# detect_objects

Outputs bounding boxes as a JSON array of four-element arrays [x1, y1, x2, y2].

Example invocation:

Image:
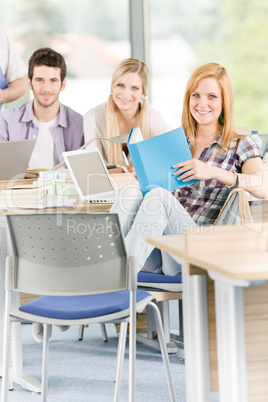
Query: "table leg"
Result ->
[[181, 262, 211, 402], [210, 272, 248, 402]]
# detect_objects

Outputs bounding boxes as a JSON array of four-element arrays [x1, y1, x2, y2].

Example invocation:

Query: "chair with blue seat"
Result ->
[[78, 262, 184, 354], [137, 257, 183, 355], [2, 212, 176, 402], [79, 189, 251, 357], [138, 271, 182, 292], [137, 187, 253, 356]]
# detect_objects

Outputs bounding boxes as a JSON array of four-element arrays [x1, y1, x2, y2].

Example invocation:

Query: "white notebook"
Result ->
[[63, 147, 115, 203]]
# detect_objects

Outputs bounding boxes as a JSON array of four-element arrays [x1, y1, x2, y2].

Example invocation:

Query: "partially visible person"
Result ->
[[0, 47, 84, 342], [0, 47, 84, 169], [111, 62, 268, 276], [83, 58, 169, 172], [0, 28, 27, 107]]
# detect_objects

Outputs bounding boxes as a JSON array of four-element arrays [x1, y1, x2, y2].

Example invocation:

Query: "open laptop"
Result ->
[[0, 139, 36, 180], [62, 147, 115, 203]]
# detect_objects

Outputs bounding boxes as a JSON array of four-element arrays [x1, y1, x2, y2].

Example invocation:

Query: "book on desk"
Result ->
[[33, 169, 76, 196], [0, 180, 75, 209]]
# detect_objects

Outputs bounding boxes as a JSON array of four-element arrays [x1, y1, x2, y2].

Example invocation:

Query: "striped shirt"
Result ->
[[172, 135, 262, 226]]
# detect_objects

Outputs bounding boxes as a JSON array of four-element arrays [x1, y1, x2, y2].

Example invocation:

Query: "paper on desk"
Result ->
[[127, 127, 144, 144]]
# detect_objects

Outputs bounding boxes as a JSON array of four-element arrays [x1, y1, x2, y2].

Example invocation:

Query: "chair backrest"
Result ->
[[6, 212, 128, 296], [149, 189, 253, 284], [214, 188, 253, 226], [259, 133, 268, 157]]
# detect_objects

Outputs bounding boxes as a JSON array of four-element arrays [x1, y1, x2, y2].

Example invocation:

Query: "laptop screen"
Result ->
[[0, 139, 36, 180], [63, 148, 115, 202]]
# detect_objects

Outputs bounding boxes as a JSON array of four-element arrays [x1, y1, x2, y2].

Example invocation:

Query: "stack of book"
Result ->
[[0, 182, 75, 210], [33, 170, 77, 196]]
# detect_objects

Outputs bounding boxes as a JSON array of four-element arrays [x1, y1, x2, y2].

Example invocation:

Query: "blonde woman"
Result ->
[[83, 58, 169, 171], [111, 62, 268, 275]]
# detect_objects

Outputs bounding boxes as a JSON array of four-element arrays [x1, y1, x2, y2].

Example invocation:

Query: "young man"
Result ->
[[0, 48, 84, 343], [0, 28, 27, 108], [0, 47, 84, 169]]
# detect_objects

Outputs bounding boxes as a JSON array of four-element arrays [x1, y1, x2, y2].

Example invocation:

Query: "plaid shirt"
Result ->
[[172, 135, 262, 226]]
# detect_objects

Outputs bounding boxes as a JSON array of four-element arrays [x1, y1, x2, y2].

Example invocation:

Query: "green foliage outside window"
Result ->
[[150, 0, 268, 132], [1, 0, 268, 132]]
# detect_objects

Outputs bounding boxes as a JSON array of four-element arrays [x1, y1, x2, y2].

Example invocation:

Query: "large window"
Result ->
[[149, 0, 268, 133], [1, 0, 130, 114], [2, 0, 268, 134]]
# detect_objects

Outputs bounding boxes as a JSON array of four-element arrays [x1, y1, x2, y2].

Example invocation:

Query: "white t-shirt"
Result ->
[[28, 116, 59, 169], [83, 102, 170, 163]]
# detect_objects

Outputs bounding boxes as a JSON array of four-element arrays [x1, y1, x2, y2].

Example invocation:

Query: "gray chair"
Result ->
[[137, 265, 183, 355], [260, 133, 268, 158], [215, 187, 253, 225], [137, 188, 253, 358], [2, 212, 176, 402], [80, 189, 251, 358]]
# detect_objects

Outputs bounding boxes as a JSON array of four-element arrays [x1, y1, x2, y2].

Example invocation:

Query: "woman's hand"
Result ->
[[173, 159, 215, 182], [173, 157, 268, 199]]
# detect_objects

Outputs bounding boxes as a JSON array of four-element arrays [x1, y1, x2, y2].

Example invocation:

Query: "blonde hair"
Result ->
[[106, 58, 151, 164], [181, 62, 237, 153]]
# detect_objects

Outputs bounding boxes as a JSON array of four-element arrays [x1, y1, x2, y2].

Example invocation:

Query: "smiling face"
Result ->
[[111, 72, 143, 115], [29, 65, 66, 108], [189, 77, 222, 130]]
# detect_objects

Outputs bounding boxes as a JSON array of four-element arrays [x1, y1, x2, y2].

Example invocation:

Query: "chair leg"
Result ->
[[100, 323, 108, 342], [78, 324, 84, 341], [2, 292, 13, 402], [170, 299, 184, 343], [137, 300, 178, 354], [78, 324, 108, 342], [41, 324, 51, 402], [114, 321, 128, 402], [128, 289, 136, 402], [179, 299, 183, 341], [147, 302, 176, 402]]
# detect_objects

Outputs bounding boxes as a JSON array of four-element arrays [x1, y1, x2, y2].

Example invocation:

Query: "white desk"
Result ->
[[148, 224, 268, 402]]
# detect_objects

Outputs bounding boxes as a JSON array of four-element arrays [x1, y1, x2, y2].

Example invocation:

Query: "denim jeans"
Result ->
[[111, 186, 196, 275]]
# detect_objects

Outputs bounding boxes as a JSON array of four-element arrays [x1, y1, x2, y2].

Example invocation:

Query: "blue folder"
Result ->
[[127, 127, 198, 194], [0, 67, 8, 109]]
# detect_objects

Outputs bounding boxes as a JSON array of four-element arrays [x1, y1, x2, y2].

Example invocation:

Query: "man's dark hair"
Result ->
[[28, 47, 67, 82]]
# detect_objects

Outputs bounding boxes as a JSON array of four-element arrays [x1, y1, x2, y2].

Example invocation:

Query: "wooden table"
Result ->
[[148, 224, 268, 402]]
